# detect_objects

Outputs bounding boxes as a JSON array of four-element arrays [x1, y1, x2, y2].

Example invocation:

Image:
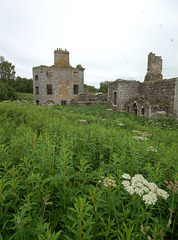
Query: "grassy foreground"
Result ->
[[0, 102, 177, 240]]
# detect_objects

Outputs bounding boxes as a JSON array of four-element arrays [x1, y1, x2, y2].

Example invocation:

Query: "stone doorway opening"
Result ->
[[141, 107, 145, 116], [133, 103, 137, 115]]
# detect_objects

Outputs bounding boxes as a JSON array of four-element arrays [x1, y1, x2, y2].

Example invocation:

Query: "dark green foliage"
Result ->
[[84, 84, 98, 93], [0, 56, 15, 84], [14, 76, 33, 93], [0, 82, 17, 101], [0, 56, 33, 102], [99, 81, 109, 94], [0, 103, 177, 239]]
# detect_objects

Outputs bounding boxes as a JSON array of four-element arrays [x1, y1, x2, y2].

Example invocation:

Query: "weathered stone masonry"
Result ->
[[108, 53, 178, 119], [33, 49, 85, 106]]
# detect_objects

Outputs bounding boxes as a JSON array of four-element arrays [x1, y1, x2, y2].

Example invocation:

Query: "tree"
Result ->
[[0, 82, 17, 101], [84, 84, 98, 93], [0, 56, 16, 84], [15, 76, 33, 93], [99, 81, 109, 94], [0, 56, 18, 101]]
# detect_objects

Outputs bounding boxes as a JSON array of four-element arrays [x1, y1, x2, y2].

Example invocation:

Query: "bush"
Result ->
[[0, 82, 17, 101]]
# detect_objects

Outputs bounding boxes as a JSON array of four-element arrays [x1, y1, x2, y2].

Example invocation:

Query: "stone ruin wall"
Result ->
[[108, 80, 140, 110], [108, 78, 178, 119], [140, 78, 177, 116]]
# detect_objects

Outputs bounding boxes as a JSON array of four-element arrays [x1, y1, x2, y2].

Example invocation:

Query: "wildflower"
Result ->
[[157, 188, 169, 199], [122, 173, 131, 179], [143, 192, 157, 205], [132, 130, 142, 134], [132, 136, 148, 140], [42, 194, 51, 205], [122, 173, 169, 205], [122, 180, 131, 187], [147, 146, 157, 152], [100, 176, 117, 187], [125, 185, 135, 195], [140, 225, 150, 235], [164, 180, 178, 194], [78, 119, 87, 123]]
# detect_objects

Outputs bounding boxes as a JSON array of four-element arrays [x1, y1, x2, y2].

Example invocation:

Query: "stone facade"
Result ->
[[33, 49, 85, 106], [108, 53, 178, 119]]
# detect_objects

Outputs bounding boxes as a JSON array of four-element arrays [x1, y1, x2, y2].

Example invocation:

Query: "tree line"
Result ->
[[0, 56, 33, 101]]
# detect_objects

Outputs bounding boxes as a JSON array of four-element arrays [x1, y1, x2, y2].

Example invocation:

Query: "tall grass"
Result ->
[[0, 102, 177, 239]]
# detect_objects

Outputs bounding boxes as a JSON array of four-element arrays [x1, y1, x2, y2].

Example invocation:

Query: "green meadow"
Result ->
[[0, 101, 177, 240]]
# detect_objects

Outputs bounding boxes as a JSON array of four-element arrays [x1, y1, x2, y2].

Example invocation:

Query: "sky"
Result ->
[[0, 0, 178, 88]]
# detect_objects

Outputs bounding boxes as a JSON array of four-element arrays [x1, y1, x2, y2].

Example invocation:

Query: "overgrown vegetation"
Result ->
[[0, 102, 177, 239]]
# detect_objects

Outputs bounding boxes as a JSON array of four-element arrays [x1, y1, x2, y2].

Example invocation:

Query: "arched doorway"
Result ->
[[133, 103, 137, 115], [141, 107, 145, 116]]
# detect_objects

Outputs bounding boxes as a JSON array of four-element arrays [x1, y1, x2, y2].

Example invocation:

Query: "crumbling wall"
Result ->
[[108, 80, 140, 110], [144, 52, 163, 82], [140, 78, 176, 117]]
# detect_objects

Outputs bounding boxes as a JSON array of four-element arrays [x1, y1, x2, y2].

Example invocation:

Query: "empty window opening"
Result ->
[[35, 86, 39, 95], [113, 92, 117, 105], [73, 84, 79, 94], [61, 101, 66, 106], [141, 107, 145, 116], [35, 75, 38, 80], [47, 84, 52, 94], [74, 72, 78, 77], [127, 106, 129, 113], [36, 100, 39, 105], [133, 103, 137, 115]]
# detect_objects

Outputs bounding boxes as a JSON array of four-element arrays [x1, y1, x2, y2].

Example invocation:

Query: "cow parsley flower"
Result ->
[[99, 176, 117, 187], [122, 173, 131, 180], [122, 173, 169, 205], [157, 188, 169, 199], [143, 192, 157, 205]]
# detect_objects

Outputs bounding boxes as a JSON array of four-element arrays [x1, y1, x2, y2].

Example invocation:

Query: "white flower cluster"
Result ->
[[132, 136, 148, 141], [132, 130, 152, 141], [147, 146, 157, 152], [78, 119, 87, 122], [122, 173, 169, 205], [99, 176, 116, 187], [132, 130, 152, 137]]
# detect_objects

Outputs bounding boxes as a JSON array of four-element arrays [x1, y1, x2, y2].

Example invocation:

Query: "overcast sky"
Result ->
[[0, 0, 178, 87]]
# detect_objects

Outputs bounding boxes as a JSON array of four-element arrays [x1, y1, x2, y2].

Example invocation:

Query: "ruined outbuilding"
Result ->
[[33, 49, 85, 106], [108, 53, 178, 119]]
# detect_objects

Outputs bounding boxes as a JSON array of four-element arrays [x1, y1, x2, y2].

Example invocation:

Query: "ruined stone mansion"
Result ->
[[33, 50, 178, 119], [33, 48, 84, 106], [108, 53, 178, 119]]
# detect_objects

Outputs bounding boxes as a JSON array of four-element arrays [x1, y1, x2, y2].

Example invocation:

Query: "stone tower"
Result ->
[[144, 52, 163, 81], [54, 48, 70, 66]]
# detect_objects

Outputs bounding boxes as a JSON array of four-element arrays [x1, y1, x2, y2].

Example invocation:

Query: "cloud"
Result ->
[[0, 0, 177, 86]]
